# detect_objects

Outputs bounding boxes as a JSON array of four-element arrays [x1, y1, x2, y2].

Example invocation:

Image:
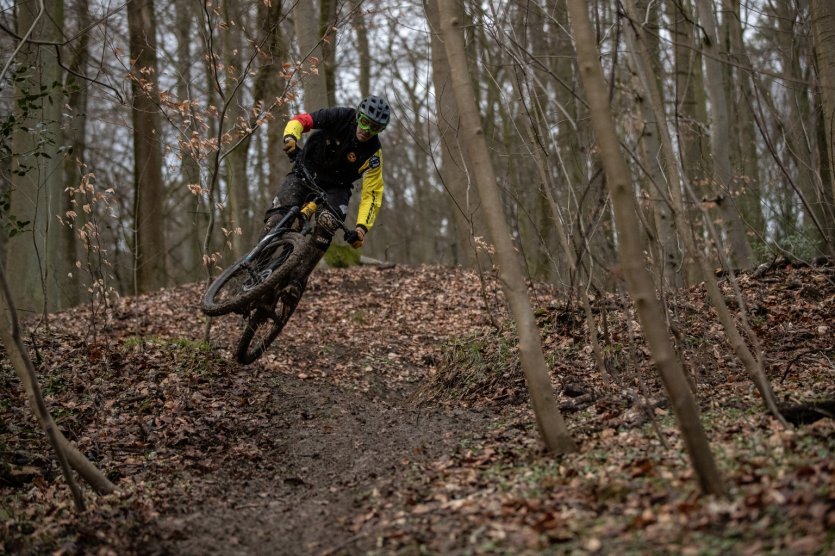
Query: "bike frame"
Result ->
[[201, 152, 359, 363]]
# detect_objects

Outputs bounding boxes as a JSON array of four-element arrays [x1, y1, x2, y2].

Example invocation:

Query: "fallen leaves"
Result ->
[[1, 264, 834, 554]]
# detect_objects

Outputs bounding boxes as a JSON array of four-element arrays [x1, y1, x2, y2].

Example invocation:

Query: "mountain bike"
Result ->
[[200, 163, 350, 364]]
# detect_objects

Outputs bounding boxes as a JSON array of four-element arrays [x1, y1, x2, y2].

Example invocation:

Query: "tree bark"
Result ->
[[42, 0, 74, 311], [172, 0, 204, 283], [258, 0, 292, 208], [293, 1, 329, 109], [439, 0, 576, 455], [623, 0, 683, 287], [722, 0, 765, 242], [61, 0, 90, 306], [127, 0, 167, 293], [810, 0, 835, 245], [694, 0, 754, 268], [566, 0, 725, 495], [320, 0, 338, 106], [7, 0, 72, 313], [352, 5, 371, 97], [666, 0, 709, 268], [221, 0, 252, 255], [425, 0, 482, 267]]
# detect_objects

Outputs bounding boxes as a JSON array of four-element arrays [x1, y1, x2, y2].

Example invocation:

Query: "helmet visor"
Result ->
[[357, 113, 386, 134]]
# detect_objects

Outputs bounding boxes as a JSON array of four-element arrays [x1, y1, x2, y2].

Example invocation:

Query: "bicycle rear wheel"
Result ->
[[201, 234, 303, 316], [235, 284, 303, 364]]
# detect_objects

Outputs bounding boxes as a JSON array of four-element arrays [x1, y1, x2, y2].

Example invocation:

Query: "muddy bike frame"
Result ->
[[201, 161, 351, 364]]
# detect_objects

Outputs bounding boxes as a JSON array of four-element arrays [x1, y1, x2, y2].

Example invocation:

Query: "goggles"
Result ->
[[357, 113, 386, 134]]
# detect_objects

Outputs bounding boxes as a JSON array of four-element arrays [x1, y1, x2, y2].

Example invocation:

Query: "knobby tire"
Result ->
[[234, 285, 303, 365], [201, 234, 304, 316]]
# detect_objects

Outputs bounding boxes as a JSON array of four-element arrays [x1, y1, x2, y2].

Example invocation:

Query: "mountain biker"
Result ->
[[263, 95, 390, 250]]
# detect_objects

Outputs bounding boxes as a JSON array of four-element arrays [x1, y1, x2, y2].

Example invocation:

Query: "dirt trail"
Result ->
[[136, 266, 503, 554], [153, 373, 490, 555], [3, 263, 833, 555]]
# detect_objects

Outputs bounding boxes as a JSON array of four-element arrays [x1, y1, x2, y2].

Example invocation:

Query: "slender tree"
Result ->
[[352, 4, 371, 97], [220, 0, 251, 255], [439, 0, 576, 455], [7, 0, 72, 312], [0, 260, 116, 497], [171, 0, 204, 283], [566, 0, 725, 494], [623, 0, 682, 286], [320, 0, 338, 106], [622, 0, 786, 425], [61, 0, 91, 306], [694, 0, 754, 268], [426, 0, 482, 267], [722, 0, 765, 242], [665, 0, 709, 264], [810, 0, 835, 241], [293, 1, 329, 109], [127, 0, 167, 292]]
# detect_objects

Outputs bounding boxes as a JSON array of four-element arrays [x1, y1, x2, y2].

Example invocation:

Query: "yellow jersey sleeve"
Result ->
[[356, 149, 384, 231], [283, 119, 304, 140]]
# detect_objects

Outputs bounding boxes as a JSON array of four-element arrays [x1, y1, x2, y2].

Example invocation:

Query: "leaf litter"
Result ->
[[1, 262, 833, 554]]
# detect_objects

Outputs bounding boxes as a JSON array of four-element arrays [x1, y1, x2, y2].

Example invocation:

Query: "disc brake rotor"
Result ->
[[242, 267, 272, 291]]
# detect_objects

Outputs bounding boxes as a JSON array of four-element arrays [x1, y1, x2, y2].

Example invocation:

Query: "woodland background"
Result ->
[[1, 0, 835, 552], [1, 0, 834, 315]]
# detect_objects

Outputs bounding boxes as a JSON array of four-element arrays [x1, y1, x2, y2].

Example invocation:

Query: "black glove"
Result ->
[[343, 227, 365, 249]]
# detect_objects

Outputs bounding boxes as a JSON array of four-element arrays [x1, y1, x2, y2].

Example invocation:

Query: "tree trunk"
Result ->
[[320, 0, 338, 106], [666, 0, 709, 270], [173, 0, 204, 283], [694, 0, 754, 268], [258, 0, 292, 208], [7, 0, 71, 313], [127, 0, 167, 293], [293, 1, 329, 109], [722, 0, 765, 243], [439, 0, 576, 455], [61, 0, 90, 307], [810, 0, 835, 249], [352, 5, 370, 97], [566, 0, 725, 495], [426, 0, 483, 268], [222, 0, 252, 256], [623, 0, 683, 287], [42, 0, 73, 311]]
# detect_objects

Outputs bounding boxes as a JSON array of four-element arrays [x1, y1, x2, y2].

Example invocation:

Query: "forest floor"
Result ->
[[1, 261, 834, 555]]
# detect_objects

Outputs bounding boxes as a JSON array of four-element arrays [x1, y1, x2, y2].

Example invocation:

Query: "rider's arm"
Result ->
[[283, 113, 313, 141], [356, 150, 384, 231], [284, 107, 355, 140]]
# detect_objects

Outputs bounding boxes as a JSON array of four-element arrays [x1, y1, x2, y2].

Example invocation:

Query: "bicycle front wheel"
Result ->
[[235, 285, 303, 364], [201, 234, 303, 316]]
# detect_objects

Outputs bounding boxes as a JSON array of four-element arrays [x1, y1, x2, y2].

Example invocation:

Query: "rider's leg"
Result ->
[[307, 185, 352, 254], [283, 186, 352, 301]]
